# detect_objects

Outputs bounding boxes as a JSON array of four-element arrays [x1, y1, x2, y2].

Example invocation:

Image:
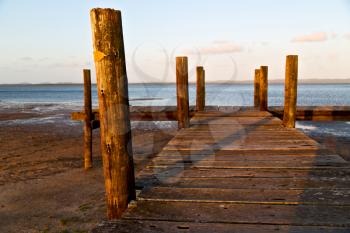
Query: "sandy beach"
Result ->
[[0, 107, 177, 233]]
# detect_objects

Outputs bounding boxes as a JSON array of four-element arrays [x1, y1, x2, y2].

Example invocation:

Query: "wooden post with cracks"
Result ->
[[196, 66, 205, 112], [90, 8, 135, 219], [176, 57, 190, 129], [283, 55, 299, 128], [83, 69, 93, 169], [254, 69, 260, 109], [259, 66, 268, 111]]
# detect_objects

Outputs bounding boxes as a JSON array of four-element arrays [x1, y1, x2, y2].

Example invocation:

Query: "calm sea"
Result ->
[[0, 84, 350, 138], [1, 83, 350, 108]]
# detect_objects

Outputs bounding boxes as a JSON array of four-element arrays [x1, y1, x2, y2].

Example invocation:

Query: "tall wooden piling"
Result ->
[[83, 69, 93, 170], [259, 66, 268, 111], [283, 55, 298, 128], [254, 69, 260, 109], [176, 57, 190, 128], [196, 66, 205, 112], [90, 8, 135, 219]]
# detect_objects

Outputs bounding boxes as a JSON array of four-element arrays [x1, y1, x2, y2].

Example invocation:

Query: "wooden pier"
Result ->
[[93, 108, 350, 232], [75, 8, 350, 232]]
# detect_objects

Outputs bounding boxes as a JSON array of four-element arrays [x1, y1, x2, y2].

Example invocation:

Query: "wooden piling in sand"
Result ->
[[83, 69, 93, 170], [283, 55, 298, 128], [254, 69, 260, 109], [196, 66, 205, 112], [90, 8, 135, 219], [259, 66, 268, 111], [176, 57, 190, 128]]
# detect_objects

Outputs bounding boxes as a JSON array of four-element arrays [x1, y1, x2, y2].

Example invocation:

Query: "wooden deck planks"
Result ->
[[139, 167, 350, 178], [136, 177, 350, 190], [72, 105, 350, 123], [92, 220, 350, 233], [123, 201, 350, 227], [146, 160, 349, 169], [93, 110, 350, 232], [139, 187, 350, 205], [151, 154, 346, 162]]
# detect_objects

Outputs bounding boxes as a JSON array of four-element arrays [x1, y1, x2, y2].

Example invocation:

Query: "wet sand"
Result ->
[[0, 109, 177, 233], [0, 109, 349, 233], [297, 121, 350, 161]]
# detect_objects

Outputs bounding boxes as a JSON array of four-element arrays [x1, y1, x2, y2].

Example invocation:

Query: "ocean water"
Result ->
[[1, 83, 350, 109], [0, 84, 349, 138]]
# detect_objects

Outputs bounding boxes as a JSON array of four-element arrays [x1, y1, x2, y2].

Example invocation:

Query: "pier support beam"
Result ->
[[283, 55, 298, 128], [259, 66, 268, 111], [254, 69, 260, 109], [83, 69, 93, 170], [176, 57, 190, 129], [90, 8, 135, 219], [196, 66, 205, 112]]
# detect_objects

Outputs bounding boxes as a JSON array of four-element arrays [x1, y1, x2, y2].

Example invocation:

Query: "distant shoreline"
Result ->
[[1, 79, 350, 86]]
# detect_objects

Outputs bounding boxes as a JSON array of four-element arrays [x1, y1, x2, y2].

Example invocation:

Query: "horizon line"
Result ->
[[1, 78, 350, 86]]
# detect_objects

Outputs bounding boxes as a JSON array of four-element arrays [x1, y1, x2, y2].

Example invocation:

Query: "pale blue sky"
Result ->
[[0, 0, 349, 83]]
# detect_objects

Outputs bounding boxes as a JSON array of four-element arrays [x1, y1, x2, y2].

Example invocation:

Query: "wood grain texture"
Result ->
[[270, 106, 350, 121], [196, 66, 205, 112], [139, 187, 350, 205], [83, 69, 93, 169], [92, 108, 350, 232], [259, 66, 268, 111], [123, 201, 350, 226], [92, 220, 350, 233], [254, 69, 260, 108], [283, 55, 298, 128], [136, 176, 350, 190], [71, 105, 350, 122], [176, 57, 190, 129], [90, 8, 135, 219]]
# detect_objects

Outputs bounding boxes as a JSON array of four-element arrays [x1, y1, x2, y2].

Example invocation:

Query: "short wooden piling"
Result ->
[[259, 66, 268, 111], [254, 69, 260, 109], [283, 55, 298, 128], [83, 69, 93, 170], [196, 66, 205, 112], [176, 57, 190, 129], [90, 8, 135, 219]]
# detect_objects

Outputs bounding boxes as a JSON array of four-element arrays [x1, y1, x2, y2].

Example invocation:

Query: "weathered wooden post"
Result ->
[[90, 8, 135, 219], [254, 69, 260, 109], [176, 57, 190, 128], [196, 66, 205, 112], [83, 69, 93, 170], [259, 66, 268, 111], [283, 55, 298, 128]]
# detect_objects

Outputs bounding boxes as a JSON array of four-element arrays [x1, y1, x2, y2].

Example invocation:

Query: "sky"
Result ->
[[0, 0, 350, 84]]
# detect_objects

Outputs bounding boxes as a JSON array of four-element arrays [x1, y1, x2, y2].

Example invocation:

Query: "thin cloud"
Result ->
[[291, 32, 328, 43], [39, 57, 50, 62], [18, 56, 50, 63], [19, 56, 34, 61], [344, 33, 350, 40], [48, 62, 79, 68], [185, 41, 244, 55]]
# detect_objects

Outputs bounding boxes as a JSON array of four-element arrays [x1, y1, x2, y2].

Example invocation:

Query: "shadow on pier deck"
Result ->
[[92, 109, 350, 233]]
